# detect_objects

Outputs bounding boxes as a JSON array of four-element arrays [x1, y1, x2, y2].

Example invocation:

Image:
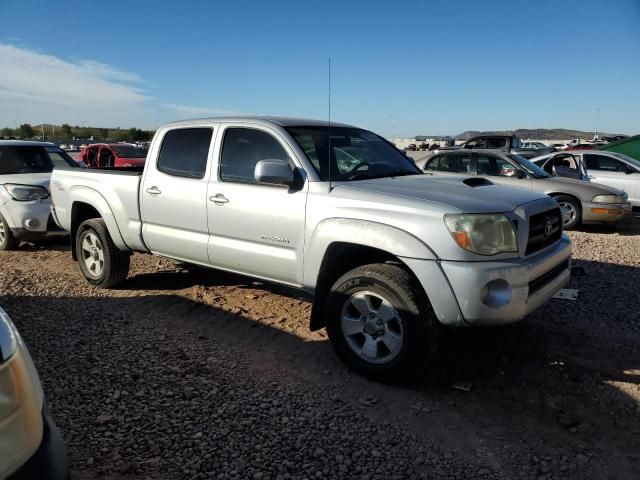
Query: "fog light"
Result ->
[[480, 279, 512, 308], [24, 218, 40, 230]]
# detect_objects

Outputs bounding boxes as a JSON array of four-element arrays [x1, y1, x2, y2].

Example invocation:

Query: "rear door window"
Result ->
[[476, 154, 516, 176], [584, 154, 626, 172], [157, 128, 213, 178], [425, 154, 471, 173]]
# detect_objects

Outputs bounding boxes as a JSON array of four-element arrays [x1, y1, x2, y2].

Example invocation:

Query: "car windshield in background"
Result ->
[[112, 145, 148, 158], [286, 126, 420, 181], [508, 154, 550, 178], [0, 146, 54, 174]]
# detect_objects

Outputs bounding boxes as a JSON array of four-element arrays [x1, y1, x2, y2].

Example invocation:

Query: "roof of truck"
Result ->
[[160, 116, 356, 129]]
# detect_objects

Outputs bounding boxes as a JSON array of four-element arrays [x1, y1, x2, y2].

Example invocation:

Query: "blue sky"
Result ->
[[1, 0, 638, 136]]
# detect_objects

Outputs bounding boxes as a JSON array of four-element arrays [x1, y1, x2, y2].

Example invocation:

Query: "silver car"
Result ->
[[531, 150, 640, 208], [420, 149, 631, 229]]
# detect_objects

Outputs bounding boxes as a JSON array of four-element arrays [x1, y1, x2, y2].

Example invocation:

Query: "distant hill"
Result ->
[[454, 128, 621, 141]]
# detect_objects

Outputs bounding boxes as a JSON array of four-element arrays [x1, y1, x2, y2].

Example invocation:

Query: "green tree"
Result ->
[[127, 127, 138, 142], [19, 123, 34, 139], [1, 127, 15, 137], [112, 130, 129, 142], [99, 128, 109, 139], [61, 123, 72, 137]]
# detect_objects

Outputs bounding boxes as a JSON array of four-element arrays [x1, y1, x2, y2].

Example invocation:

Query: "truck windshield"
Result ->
[[508, 154, 550, 178], [286, 126, 421, 181]]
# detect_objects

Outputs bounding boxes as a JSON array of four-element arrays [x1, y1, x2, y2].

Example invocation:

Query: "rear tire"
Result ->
[[0, 213, 18, 250], [554, 195, 581, 230], [325, 263, 440, 382], [75, 218, 130, 288]]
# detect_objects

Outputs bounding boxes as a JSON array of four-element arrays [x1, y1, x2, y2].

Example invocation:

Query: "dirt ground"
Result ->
[[1, 224, 639, 479]]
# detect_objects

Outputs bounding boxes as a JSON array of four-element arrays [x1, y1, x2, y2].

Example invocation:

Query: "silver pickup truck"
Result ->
[[50, 117, 572, 380]]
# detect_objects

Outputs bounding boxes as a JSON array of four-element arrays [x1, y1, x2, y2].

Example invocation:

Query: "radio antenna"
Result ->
[[328, 57, 333, 192]]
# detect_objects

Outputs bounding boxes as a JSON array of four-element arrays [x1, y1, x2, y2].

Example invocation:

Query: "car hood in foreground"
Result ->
[[335, 175, 548, 214]]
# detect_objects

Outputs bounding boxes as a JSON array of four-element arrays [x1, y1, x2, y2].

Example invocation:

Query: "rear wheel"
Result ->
[[75, 218, 130, 288], [555, 195, 581, 230], [0, 214, 18, 250], [326, 263, 440, 382]]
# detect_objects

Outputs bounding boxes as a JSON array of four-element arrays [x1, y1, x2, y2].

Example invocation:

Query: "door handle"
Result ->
[[209, 194, 229, 205], [146, 186, 162, 196]]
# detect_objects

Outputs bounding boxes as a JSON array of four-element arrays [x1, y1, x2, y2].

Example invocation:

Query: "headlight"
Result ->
[[0, 307, 45, 478], [0, 308, 17, 362], [444, 213, 518, 256], [2, 184, 49, 202], [592, 194, 627, 204]]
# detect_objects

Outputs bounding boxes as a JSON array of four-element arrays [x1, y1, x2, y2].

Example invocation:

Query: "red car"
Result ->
[[79, 143, 147, 168], [565, 143, 598, 151]]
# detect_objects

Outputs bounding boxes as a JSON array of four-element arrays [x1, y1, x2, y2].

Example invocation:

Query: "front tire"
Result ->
[[555, 195, 582, 230], [0, 213, 18, 250], [75, 218, 130, 288], [326, 263, 440, 382]]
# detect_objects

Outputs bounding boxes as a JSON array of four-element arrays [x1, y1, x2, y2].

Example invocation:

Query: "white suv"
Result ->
[[0, 306, 68, 479], [0, 141, 78, 250]]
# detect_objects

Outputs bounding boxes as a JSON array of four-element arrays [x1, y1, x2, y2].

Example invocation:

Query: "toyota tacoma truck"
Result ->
[[50, 117, 572, 380]]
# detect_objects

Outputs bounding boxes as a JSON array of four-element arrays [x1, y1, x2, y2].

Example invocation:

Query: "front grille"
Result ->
[[528, 259, 570, 296], [525, 207, 562, 256]]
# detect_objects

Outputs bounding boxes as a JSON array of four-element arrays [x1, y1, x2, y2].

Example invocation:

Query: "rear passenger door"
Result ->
[[206, 125, 307, 286], [140, 127, 214, 264]]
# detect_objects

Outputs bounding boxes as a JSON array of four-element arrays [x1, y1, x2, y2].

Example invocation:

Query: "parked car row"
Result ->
[[418, 149, 632, 229]]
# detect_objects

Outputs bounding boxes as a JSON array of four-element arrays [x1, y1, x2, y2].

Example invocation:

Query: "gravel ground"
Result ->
[[1, 220, 639, 480]]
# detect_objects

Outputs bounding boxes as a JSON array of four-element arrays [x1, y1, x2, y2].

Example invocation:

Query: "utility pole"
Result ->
[[388, 115, 396, 141], [41, 123, 45, 140], [594, 106, 600, 140]]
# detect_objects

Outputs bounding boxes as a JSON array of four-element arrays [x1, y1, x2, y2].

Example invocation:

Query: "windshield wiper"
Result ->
[[348, 169, 420, 181]]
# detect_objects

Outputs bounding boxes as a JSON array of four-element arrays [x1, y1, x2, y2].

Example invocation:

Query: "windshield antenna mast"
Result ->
[[328, 57, 333, 192]]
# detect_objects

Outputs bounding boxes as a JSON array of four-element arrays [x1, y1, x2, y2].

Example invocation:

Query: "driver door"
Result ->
[[206, 125, 307, 286]]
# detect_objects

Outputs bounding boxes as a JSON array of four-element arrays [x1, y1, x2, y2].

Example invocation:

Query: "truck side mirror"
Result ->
[[254, 159, 295, 186]]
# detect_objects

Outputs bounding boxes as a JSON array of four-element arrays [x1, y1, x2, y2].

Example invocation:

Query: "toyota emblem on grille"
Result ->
[[544, 217, 553, 238]]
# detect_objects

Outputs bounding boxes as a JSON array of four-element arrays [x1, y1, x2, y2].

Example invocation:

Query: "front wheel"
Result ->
[[0, 213, 18, 250], [554, 195, 582, 230], [325, 263, 440, 382], [76, 218, 130, 288]]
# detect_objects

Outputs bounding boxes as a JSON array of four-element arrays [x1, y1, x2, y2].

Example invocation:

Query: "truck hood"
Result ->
[[335, 175, 547, 213], [0, 172, 51, 189]]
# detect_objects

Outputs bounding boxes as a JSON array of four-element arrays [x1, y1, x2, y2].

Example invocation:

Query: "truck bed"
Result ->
[[50, 166, 147, 251]]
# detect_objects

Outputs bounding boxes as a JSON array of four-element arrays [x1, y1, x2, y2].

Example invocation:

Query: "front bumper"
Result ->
[[1, 200, 66, 241], [403, 235, 572, 327], [9, 409, 69, 480], [582, 202, 632, 224]]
